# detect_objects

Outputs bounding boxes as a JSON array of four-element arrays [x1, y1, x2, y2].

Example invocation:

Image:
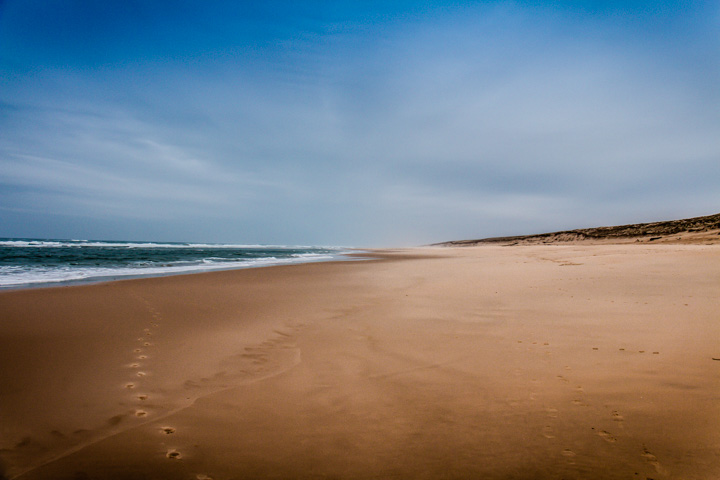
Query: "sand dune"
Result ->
[[1, 234, 719, 478], [435, 212, 720, 246]]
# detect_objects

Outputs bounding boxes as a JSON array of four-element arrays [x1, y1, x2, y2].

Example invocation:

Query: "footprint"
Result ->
[[196, 475, 213, 480], [184, 380, 201, 389], [642, 446, 668, 475], [611, 411, 624, 422], [598, 430, 617, 443], [545, 408, 558, 418], [137, 395, 148, 401], [130, 363, 140, 369], [107, 415, 124, 426], [542, 425, 555, 439], [240, 352, 269, 365], [135, 410, 147, 417], [138, 355, 147, 360], [134, 348, 142, 353], [136, 371, 147, 377], [641, 447, 657, 461], [166, 449, 182, 460], [161, 426, 176, 435], [125, 383, 136, 389], [561, 449, 576, 457]]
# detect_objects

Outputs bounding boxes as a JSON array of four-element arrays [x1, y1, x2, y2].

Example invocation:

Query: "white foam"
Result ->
[[0, 239, 345, 250], [0, 253, 341, 288]]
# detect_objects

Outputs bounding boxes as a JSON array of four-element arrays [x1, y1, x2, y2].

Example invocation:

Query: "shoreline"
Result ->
[[0, 250, 364, 292], [1, 244, 718, 479]]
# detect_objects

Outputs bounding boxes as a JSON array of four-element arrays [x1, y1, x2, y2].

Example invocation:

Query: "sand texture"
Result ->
[[1, 244, 719, 479]]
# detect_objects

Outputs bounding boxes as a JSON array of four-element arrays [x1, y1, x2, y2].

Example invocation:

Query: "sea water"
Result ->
[[0, 238, 349, 289]]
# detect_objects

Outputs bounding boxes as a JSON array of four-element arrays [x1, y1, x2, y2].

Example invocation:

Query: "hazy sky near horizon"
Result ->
[[1, 1, 719, 246]]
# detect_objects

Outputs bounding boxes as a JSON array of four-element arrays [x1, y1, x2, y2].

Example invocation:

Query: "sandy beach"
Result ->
[[1, 243, 719, 479]]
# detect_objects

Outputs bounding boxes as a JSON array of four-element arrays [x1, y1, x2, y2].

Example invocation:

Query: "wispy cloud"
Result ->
[[1, 1, 718, 244]]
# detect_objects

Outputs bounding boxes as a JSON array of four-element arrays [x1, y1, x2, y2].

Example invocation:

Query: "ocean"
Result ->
[[0, 238, 350, 289]]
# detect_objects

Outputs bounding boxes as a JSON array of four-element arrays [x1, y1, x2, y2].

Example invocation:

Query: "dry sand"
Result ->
[[0, 244, 719, 479]]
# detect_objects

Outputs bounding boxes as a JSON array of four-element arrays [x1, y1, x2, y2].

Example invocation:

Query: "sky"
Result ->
[[1, 1, 718, 246]]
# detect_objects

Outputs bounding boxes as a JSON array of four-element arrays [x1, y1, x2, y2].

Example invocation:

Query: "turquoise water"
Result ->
[[0, 238, 348, 288]]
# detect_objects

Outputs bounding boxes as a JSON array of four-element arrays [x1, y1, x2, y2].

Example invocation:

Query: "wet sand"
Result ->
[[1, 244, 719, 479]]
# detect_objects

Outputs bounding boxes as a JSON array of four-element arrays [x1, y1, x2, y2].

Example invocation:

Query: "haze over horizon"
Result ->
[[1, 1, 719, 246]]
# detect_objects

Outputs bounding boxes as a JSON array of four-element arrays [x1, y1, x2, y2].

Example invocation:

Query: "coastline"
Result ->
[[1, 244, 719, 479], [0, 253, 358, 292], [0, 241, 355, 291]]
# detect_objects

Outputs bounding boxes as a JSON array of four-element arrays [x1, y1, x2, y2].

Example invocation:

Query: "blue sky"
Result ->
[[1, 1, 718, 246]]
